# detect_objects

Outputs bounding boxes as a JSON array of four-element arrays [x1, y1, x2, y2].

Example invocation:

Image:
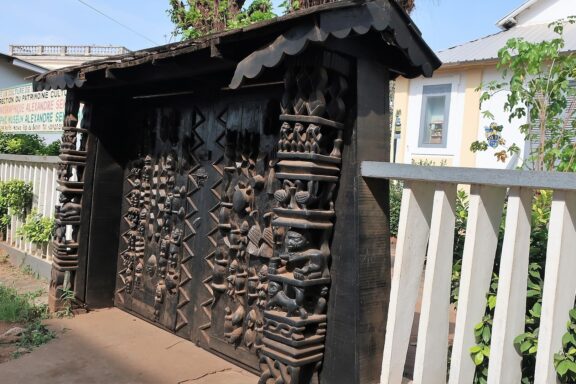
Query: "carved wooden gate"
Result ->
[[114, 55, 349, 382]]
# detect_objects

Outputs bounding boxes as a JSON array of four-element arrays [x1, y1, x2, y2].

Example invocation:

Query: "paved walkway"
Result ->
[[0, 308, 258, 384], [0, 250, 256, 384]]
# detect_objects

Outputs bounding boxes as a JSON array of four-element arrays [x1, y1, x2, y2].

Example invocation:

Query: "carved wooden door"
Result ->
[[113, 94, 279, 369], [113, 101, 215, 332]]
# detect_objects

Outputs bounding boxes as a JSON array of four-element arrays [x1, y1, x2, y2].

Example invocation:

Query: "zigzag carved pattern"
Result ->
[[198, 106, 226, 344], [176, 107, 205, 332]]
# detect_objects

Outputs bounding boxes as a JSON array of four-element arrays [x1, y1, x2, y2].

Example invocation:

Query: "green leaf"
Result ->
[[482, 326, 491, 344], [520, 340, 532, 353], [470, 345, 482, 354], [530, 302, 542, 318], [568, 360, 576, 374], [488, 295, 497, 310], [474, 351, 484, 366], [563, 332, 575, 348], [557, 359, 570, 376]]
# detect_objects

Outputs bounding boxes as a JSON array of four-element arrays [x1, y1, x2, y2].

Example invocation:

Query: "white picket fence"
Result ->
[[0, 154, 59, 262], [362, 162, 576, 384]]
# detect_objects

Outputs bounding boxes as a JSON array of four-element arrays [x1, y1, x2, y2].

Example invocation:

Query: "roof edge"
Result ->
[[496, 0, 539, 30], [0, 53, 48, 74]]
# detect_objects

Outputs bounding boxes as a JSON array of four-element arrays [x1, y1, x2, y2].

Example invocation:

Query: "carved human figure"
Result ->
[[247, 267, 259, 305], [305, 124, 322, 153], [224, 304, 245, 344], [315, 286, 329, 315], [244, 308, 262, 349], [154, 280, 166, 319], [278, 122, 293, 152], [58, 193, 81, 220], [168, 228, 182, 268], [54, 223, 66, 244], [293, 123, 306, 152], [256, 265, 269, 309], [211, 258, 228, 294], [282, 230, 329, 281], [134, 261, 143, 289], [57, 163, 71, 181], [60, 130, 77, 151]]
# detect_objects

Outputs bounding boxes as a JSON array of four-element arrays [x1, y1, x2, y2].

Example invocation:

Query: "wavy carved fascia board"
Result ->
[[230, 1, 437, 90]]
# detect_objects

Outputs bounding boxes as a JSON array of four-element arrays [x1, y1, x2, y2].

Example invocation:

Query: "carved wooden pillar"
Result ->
[[259, 52, 350, 384], [49, 91, 89, 311]]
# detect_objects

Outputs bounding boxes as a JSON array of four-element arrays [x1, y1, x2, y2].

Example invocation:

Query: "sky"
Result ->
[[0, 0, 529, 54]]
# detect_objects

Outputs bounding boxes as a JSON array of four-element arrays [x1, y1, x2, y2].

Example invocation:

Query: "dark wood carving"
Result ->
[[257, 55, 349, 384], [49, 92, 89, 311], [114, 107, 207, 331], [206, 101, 278, 368]]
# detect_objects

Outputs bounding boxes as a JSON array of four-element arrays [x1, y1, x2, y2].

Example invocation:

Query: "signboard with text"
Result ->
[[0, 83, 66, 133]]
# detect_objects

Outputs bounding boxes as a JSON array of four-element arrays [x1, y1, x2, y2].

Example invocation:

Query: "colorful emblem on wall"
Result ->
[[484, 122, 503, 149]]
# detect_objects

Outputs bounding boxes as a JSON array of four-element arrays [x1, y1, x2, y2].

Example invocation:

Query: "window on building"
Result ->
[[419, 84, 451, 147]]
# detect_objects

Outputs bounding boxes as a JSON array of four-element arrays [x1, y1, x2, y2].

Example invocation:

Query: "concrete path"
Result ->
[[0, 308, 258, 384]]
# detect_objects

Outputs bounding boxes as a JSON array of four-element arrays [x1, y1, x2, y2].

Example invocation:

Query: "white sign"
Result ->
[[0, 83, 66, 132]]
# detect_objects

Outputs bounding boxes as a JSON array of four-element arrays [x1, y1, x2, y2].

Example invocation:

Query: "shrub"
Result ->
[[16, 210, 55, 244], [0, 180, 33, 233]]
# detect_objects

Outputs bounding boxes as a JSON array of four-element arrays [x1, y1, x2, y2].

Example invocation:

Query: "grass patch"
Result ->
[[0, 286, 47, 323], [0, 285, 54, 356]]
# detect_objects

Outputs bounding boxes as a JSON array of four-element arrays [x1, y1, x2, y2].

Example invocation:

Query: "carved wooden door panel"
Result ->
[[114, 101, 216, 332], [201, 101, 279, 370], [113, 95, 279, 363]]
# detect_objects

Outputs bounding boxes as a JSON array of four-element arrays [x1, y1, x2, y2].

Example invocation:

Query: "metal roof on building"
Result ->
[[437, 21, 576, 66]]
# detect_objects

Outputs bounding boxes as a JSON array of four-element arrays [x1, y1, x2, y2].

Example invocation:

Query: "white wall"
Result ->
[[475, 68, 528, 169], [402, 74, 465, 165], [0, 60, 37, 89], [516, 0, 576, 26]]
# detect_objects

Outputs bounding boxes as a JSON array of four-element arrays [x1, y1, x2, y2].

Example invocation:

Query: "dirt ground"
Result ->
[[0, 250, 50, 364]]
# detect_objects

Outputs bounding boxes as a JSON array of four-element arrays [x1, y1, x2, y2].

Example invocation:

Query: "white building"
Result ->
[[393, 0, 576, 169]]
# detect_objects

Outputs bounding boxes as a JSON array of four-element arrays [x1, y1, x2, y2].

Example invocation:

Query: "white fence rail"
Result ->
[[362, 162, 576, 384], [0, 154, 59, 262]]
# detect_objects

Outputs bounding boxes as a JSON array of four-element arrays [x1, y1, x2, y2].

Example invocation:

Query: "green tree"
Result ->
[[472, 17, 576, 171], [168, 0, 275, 39], [168, 0, 417, 39], [0, 133, 60, 156]]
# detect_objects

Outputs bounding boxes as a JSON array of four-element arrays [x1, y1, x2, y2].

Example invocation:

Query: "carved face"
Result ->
[[281, 122, 292, 134], [229, 260, 238, 275], [286, 231, 307, 251], [166, 154, 175, 170], [258, 265, 268, 281], [268, 281, 281, 296]]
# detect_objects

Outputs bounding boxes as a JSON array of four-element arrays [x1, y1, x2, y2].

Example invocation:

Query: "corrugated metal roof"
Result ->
[[437, 22, 576, 65]]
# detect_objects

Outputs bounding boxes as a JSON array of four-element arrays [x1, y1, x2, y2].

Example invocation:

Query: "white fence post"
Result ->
[[413, 183, 457, 384], [381, 181, 435, 383], [448, 185, 506, 384], [534, 190, 576, 383], [487, 187, 532, 384]]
